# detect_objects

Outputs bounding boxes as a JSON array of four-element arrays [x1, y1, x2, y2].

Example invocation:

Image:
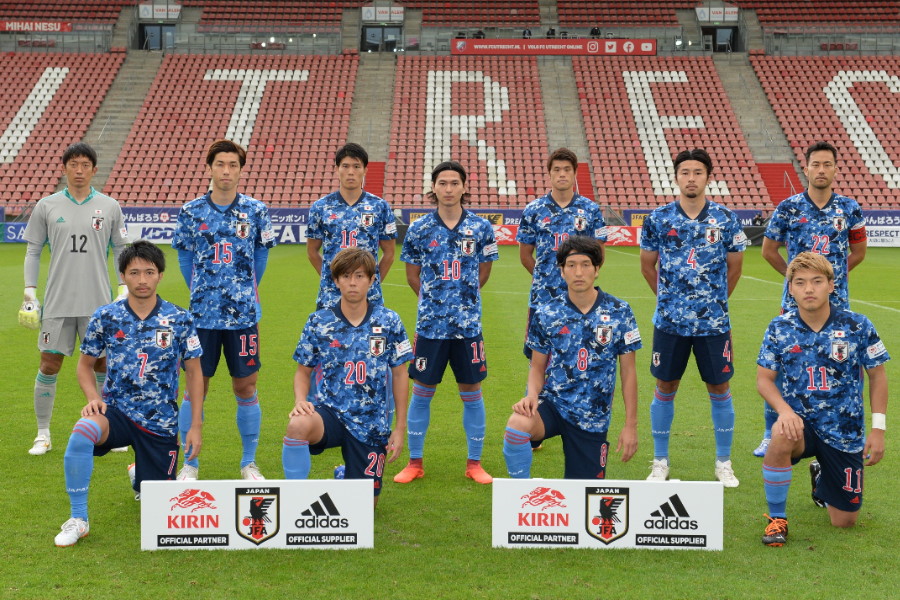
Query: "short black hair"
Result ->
[[805, 141, 838, 164], [556, 235, 603, 268], [427, 161, 471, 205], [547, 147, 578, 172], [673, 148, 712, 176], [335, 143, 369, 167], [62, 142, 97, 168], [206, 139, 247, 167], [118, 240, 165, 274]]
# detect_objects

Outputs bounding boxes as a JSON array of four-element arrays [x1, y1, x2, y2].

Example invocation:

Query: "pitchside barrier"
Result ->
[[492, 479, 724, 551], [141, 479, 374, 550]]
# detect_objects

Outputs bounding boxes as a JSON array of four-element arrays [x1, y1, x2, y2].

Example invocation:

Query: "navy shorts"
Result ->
[[650, 327, 734, 385], [309, 405, 386, 497], [96, 405, 179, 492], [537, 401, 609, 479], [408, 334, 487, 385], [792, 425, 864, 512], [197, 325, 262, 379]]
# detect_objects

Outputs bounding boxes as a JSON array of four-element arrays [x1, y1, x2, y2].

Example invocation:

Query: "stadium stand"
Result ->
[[751, 55, 900, 208], [573, 55, 769, 210], [557, 1, 691, 27], [385, 56, 548, 208], [400, 1, 540, 28], [0, 52, 125, 210], [103, 54, 358, 205], [183, 0, 365, 33], [733, 1, 900, 27], [0, 0, 134, 24]]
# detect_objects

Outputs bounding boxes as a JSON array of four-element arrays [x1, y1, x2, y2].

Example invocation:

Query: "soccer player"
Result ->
[[394, 161, 499, 485], [54, 241, 204, 547], [20, 142, 130, 456], [754, 141, 868, 457], [518, 148, 607, 357], [282, 248, 411, 505], [758, 252, 888, 547], [172, 139, 277, 481], [306, 143, 397, 311], [502, 236, 640, 479], [640, 148, 747, 487]]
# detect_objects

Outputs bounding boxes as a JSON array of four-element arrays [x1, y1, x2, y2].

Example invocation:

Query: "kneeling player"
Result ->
[[282, 248, 411, 506], [502, 236, 641, 479], [55, 241, 204, 547], [758, 252, 888, 546]]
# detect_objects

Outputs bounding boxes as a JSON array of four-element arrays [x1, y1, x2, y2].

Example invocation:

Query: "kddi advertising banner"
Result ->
[[141, 480, 373, 550], [492, 479, 723, 550]]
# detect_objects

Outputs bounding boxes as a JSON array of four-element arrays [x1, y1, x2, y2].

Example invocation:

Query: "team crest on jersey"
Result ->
[[369, 336, 386, 357], [236, 488, 280, 546], [91, 216, 104, 231], [595, 325, 612, 346], [652, 352, 661, 367], [573, 215, 587, 232], [585, 487, 629, 545], [831, 340, 849, 363], [236, 221, 251, 239], [833, 216, 846, 232], [461, 238, 476, 256], [361, 213, 375, 228], [705, 227, 721, 244], [415, 357, 427, 372], [155, 329, 173, 349]]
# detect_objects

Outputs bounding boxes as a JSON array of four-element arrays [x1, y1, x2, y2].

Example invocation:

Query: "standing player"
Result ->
[[754, 141, 867, 457], [640, 149, 747, 487], [518, 147, 607, 355], [54, 241, 204, 547], [502, 236, 640, 479], [758, 252, 888, 546], [172, 139, 277, 481], [20, 142, 130, 456], [394, 161, 499, 485], [282, 249, 410, 505]]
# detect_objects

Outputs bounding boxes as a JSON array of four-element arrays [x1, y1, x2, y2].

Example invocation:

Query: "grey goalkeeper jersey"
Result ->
[[23, 188, 129, 318]]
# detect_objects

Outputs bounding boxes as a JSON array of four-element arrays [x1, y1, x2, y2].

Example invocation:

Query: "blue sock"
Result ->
[[503, 427, 532, 478], [179, 396, 201, 468], [407, 383, 434, 459], [710, 389, 735, 461], [762, 464, 792, 518], [282, 437, 310, 479], [236, 393, 261, 468], [763, 402, 778, 438], [64, 419, 101, 521], [460, 389, 486, 460], [650, 387, 676, 460]]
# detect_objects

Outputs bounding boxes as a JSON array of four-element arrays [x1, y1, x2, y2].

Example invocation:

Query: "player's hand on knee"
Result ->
[[81, 399, 108, 417], [512, 396, 538, 417], [289, 400, 316, 418], [18, 288, 41, 329], [774, 410, 804, 441]]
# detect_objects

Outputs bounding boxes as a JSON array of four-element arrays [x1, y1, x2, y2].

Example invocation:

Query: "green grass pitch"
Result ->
[[1, 243, 897, 599]]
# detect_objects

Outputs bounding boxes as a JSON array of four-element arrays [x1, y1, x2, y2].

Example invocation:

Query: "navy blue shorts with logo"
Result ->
[[408, 334, 487, 385], [650, 327, 734, 385], [537, 401, 609, 479], [792, 424, 864, 512], [96, 404, 179, 493], [198, 325, 262, 379], [309, 404, 386, 497]]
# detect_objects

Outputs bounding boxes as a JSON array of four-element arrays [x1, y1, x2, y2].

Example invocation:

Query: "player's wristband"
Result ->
[[872, 413, 886, 431]]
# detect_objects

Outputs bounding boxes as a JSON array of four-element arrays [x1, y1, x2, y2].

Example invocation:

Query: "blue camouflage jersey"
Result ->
[[307, 191, 397, 309], [764, 191, 865, 310], [527, 288, 642, 433], [81, 297, 203, 437], [294, 303, 412, 446], [641, 200, 747, 336], [172, 193, 277, 329], [757, 306, 889, 453], [400, 210, 499, 339], [517, 193, 608, 308]]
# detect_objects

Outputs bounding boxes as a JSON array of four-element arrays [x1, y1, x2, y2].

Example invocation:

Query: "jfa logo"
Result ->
[[236, 488, 280, 546]]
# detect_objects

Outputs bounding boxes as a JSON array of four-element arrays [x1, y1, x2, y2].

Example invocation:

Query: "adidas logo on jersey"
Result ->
[[644, 494, 698, 530], [115, 330, 126, 340], [558, 326, 570, 335], [199, 223, 209, 231], [429, 240, 439, 247], [330, 339, 341, 348], [56, 217, 66, 223], [790, 345, 802, 353], [293, 493, 348, 528], [667, 228, 678, 236]]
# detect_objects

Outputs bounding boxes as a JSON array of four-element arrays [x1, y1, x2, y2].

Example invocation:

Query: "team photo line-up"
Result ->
[[19, 139, 887, 549]]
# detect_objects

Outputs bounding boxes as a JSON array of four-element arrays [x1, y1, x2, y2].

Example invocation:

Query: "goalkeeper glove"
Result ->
[[18, 288, 41, 329]]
